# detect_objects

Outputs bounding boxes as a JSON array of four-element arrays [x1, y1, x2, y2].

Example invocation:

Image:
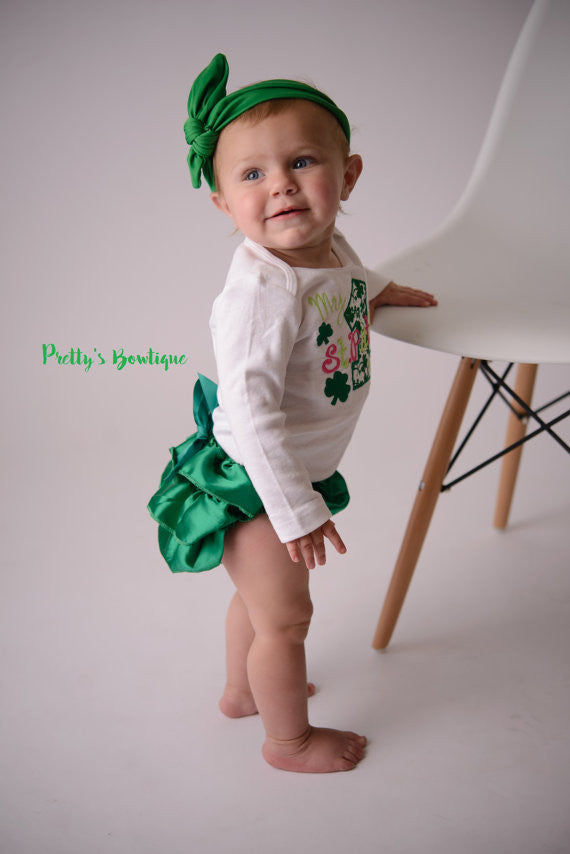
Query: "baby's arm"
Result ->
[[287, 520, 347, 570], [369, 282, 437, 322], [212, 262, 334, 550]]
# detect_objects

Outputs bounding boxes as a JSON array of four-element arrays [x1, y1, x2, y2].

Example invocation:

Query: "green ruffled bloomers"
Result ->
[[147, 375, 350, 573]]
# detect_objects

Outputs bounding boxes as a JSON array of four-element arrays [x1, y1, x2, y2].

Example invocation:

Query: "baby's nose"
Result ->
[[271, 169, 298, 195]]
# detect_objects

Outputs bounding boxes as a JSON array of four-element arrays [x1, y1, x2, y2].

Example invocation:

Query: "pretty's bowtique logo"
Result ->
[[41, 345, 189, 373]]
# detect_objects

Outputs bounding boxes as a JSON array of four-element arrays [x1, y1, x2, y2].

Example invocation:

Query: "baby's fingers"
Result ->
[[297, 533, 322, 570], [310, 531, 327, 567], [403, 287, 437, 306], [322, 520, 347, 556], [370, 283, 437, 319], [286, 522, 346, 570], [286, 540, 301, 564], [287, 535, 320, 570], [387, 285, 437, 306]]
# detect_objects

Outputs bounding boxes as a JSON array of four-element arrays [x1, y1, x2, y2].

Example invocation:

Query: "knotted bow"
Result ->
[[184, 53, 351, 191]]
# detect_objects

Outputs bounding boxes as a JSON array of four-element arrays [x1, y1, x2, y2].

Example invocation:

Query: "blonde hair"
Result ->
[[236, 99, 350, 157], [212, 98, 351, 190]]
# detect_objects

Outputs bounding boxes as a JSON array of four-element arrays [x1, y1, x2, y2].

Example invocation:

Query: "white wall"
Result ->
[[2, 0, 534, 455]]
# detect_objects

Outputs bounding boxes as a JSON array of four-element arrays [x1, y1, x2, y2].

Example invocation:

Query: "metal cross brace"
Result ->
[[441, 361, 570, 493]]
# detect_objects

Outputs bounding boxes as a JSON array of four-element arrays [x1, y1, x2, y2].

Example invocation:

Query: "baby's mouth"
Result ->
[[269, 207, 308, 220]]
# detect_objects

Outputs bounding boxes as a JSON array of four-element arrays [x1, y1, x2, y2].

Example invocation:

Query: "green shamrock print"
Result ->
[[317, 322, 334, 346], [344, 278, 370, 390], [324, 371, 350, 405]]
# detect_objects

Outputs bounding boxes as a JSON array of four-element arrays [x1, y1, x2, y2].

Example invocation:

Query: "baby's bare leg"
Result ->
[[219, 591, 257, 717], [219, 591, 315, 718], [222, 514, 366, 773]]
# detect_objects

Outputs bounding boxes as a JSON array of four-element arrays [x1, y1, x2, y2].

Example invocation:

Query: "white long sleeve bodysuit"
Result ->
[[210, 231, 389, 544]]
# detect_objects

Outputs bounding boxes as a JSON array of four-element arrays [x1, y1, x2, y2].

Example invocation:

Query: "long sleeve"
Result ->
[[210, 252, 330, 543]]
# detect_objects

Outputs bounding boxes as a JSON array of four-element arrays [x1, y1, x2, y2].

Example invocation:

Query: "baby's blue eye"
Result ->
[[293, 157, 310, 169], [244, 169, 261, 181]]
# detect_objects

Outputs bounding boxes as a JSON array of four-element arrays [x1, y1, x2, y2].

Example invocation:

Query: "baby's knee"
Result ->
[[286, 619, 312, 644], [280, 599, 314, 644], [256, 596, 313, 644]]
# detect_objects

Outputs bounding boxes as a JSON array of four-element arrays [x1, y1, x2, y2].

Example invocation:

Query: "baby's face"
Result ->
[[210, 101, 362, 268]]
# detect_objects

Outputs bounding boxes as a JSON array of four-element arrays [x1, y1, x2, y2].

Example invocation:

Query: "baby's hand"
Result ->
[[286, 520, 347, 570], [369, 282, 437, 322]]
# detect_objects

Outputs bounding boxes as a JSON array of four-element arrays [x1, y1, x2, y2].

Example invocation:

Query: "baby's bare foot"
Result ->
[[219, 683, 316, 719], [262, 725, 367, 773], [219, 686, 258, 718]]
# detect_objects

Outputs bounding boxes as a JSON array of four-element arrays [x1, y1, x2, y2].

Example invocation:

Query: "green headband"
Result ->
[[184, 53, 351, 191]]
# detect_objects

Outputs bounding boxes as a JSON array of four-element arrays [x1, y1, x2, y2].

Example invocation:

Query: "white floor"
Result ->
[[2, 345, 569, 854]]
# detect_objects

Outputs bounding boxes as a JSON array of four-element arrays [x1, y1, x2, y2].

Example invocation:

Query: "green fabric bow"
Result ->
[[184, 53, 351, 191]]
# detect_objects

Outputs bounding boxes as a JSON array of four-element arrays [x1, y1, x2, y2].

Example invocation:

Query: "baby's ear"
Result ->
[[210, 191, 231, 217], [341, 154, 363, 201]]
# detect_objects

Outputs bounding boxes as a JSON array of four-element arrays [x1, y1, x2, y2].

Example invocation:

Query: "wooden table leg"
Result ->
[[493, 363, 538, 529], [372, 357, 480, 650]]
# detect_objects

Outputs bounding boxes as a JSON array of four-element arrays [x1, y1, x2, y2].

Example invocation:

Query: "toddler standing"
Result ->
[[148, 54, 436, 773]]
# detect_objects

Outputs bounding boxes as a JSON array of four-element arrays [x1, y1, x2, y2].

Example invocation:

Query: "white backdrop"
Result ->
[[5, 2, 570, 853]]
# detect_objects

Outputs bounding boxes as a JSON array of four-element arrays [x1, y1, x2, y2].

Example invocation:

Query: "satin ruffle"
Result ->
[[147, 375, 349, 573]]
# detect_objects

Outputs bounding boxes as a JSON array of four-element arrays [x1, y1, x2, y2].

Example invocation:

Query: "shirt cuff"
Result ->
[[268, 492, 331, 543]]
